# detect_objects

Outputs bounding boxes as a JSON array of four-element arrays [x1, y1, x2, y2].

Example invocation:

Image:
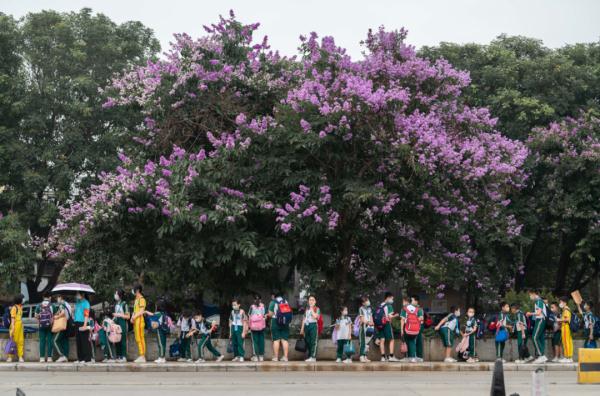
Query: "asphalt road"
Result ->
[[0, 371, 596, 396]]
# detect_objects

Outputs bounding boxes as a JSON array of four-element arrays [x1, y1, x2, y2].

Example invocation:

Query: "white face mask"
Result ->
[[342, 311, 348, 316], [467, 312, 474, 318], [42, 300, 50, 306], [114, 293, 120, 301], [559, 303, 565, 309]]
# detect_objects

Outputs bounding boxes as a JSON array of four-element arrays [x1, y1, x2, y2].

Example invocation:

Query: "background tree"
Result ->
[[0, 8, 159, 298]]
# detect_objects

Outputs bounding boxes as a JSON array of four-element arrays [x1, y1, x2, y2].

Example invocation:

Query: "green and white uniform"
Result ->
[[532, 298, 547, 357], [154, 312, 168, 359], [495, 312, 510, 358], [439, 313, 459, 347], [249, 303, 266, 357], [415, 307, 424, 359], [376, 302, 394, 341], [358, 305, 373, 357], [35, 302, 56, 360], [335, 316, 353, 360], [113, 300, 129, 360], [99, 318, 116, 360], [195, 319, 221, 359], [514, 310, 530, 359], [53, 300, 71, 359], [303, 307, 320, 359], [400, 304, 418, 358], [229, 309, 246, 358], [465, 316, 477, 358], [268, 299, 290, 341], [584, 311, 596, 343], [177, 316, 195, 359]]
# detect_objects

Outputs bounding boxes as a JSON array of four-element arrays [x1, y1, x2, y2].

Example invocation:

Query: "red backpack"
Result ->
[[404, 306, 420, 336], [315, 307, 323, 335]]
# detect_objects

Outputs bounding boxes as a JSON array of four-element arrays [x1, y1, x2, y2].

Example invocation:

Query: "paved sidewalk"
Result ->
[[0, 361, 577, 372], [0, 371, 593, 396]]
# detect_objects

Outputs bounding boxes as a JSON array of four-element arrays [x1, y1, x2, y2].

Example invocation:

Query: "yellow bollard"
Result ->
[[578, 348, 600, 384]]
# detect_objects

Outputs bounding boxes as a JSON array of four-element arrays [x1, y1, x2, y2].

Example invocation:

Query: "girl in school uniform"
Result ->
[[300, 295, 321, 362], [358, 296, 374, 363], [335, 306, 353, 363]]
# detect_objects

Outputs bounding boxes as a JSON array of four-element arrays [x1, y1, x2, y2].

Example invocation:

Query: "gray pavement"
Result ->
[[0, 371, 596, 396]]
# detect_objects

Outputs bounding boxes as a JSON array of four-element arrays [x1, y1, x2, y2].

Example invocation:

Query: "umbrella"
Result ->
[[51, 283, 95, 294]]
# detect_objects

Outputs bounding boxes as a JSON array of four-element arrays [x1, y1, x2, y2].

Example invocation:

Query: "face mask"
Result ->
[[76, 295, 82, 301], [388, 299, 394, 304], [232, 305, 239, 310], [342, 311, 348, 316], [559, 303, 565, 309], [42, 300, 50, 306], [132, 289, 136, 296], [455, 311, 461, 317], [308, 300, 315, 307], [194, 317, 201, 322], [114, 293, 120, 301], [467, 312, 474, 317], [364, 302, 371, 307]]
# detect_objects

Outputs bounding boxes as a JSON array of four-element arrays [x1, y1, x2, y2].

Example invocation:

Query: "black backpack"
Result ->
[[1, 306, 11, 329]]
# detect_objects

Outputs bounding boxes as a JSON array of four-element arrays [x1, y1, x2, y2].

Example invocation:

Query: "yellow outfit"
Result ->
[[10, 305, 24, 358], [561, 307, 573, 359], [133, 296, 147, 356]]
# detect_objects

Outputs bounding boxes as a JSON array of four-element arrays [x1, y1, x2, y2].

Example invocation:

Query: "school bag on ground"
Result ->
[[1, 306, 12, 329], [249, 304, 266, 331], [39, 305, 53, 329], [403, 306, 420, 336], [373, 304, 388, 330], [276, 300, 293, 326]]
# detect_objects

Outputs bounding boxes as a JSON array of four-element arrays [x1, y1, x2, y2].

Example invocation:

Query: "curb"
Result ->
[[0, 362, 578, 372]]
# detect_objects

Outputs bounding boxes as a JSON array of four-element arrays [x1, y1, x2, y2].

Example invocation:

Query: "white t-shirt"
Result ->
[[336, 317, 352, 340]]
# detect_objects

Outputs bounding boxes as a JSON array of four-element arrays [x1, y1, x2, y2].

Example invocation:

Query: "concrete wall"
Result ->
[[0, 333, 588, 362]]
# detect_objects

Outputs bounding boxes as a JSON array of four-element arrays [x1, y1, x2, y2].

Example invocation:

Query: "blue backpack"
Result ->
[[1, 306, 11, 328], [476, 318, 485, 339], [593, 317, 600, 338], [169, 340, 180, 358], [570, 313, 581, 333], [546, 310, 557, 330]]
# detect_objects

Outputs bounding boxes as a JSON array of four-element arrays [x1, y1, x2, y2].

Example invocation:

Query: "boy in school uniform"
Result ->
[[229, 299, 248, 362], [400, 300, 420, 363], [549, 302, 562, 362], [146, 300, 169, 363], [267, 293, 290, 362], [358, 296, 374, 363], [435, 306, 461, 362], [526, 289, 548, 363], [410, 295, 425, 362], [35, 293, 56, 362], [334, 306, 353, 363], [579, 301, 597, 347], [177, 309, 195, 362], [511, 303, 533, 363], [495, 302, 512, 362], [463, 307, 478, 363], [190, 311, 224, 362], [377, 292, 400, 362], [557, 296, 573, 363]]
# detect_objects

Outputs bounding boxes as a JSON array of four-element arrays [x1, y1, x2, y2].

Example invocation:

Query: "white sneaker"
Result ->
[[186, 359, 193, 363], [231, 357, 239, 362], [40, 358, 46, 363], [561, 358, 573, 363], [380, 357, 387, 362], [216, 356, 224, 362], [525, 356, 535, 363], [134, 356, 146, 363], [271, 357, 279, 362], [533, 356, 547, 364], [344, 358, 352, 364], [177, 358, 187, 362], [359, 356, 367, 363], [238, 357, 244, 362], [258, 356, 264, 362], [104, 359, 115, 363], [388, 356, 400, 362], [305, 357, 316, 362], [195, 358, 205, 363], [251, 356, 258, 362], [6, 357, 12, 363], [56, 356, 67, 363], [515, 359, 524, 364], [444, 357, 457, 363], [551, 357, 559, 363], [18, 358, 25, 363], [336, 358, 342, 363], [466, 358, 476, 363], [47, 358, 53, 363], [280, 357, 288, 362]]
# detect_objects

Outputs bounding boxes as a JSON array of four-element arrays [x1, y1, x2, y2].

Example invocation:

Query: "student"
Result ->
[[7, 294, 25, 363], [112, 289, 130, 362], [549, 302, 562, 362], [580, 301, 597, 347], [229, 299, 248, 362], [130, 285, 147, 363], [190, 311, 224, 362], [85, 309, 99, 363], [300, 295, 321, 362], [377, 292, 400, 362], [526, 289, 548, 363], [435, 306, 461, 362], [358, 296, 374, 363], [73, 292, 92, 363], [145, 300, 169, 364], [335, 306, 353, 363], [463, 307, 478, 363], [35, 293, 56, 363], [410, 295, 425, 362], [248, 294, 266, 362], [400, 300, 420, 363], [53, 294, 71, 362], [98, 310, 116, 363], [557, 296, 573, 363], [267, 292, 290, 362], [177, 308, 195, 362], [495, 302, 512, 362], [511, 303, 533, 363]]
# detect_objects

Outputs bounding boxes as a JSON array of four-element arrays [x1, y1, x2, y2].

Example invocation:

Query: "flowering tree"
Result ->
[[45, 13, 528, 306]]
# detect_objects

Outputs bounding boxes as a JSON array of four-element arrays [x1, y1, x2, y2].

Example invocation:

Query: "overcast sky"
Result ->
[[3, 0, 600, 58]]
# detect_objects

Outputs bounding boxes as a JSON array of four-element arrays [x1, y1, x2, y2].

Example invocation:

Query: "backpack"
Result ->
[[546, 310, 557, 331], [1, 306, 12, 329], [373, 304, 388, 330], [352, 316, 361, 337], [476, 318, 485, 339], [593, 317, 600, 338], [39, 304, 54, 329], [159, 313, 171, 334], [249, 304, 266, 331], [276, 300, 293, 326], [570, 313, 581, 333], [423, 312, 433, 328], [403, 306, 420, 336], [106, 319, 122, 343], [316, 308, 324, 335]]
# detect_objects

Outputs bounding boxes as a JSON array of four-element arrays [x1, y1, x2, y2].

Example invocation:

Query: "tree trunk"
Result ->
[[515, 228, 542, 291], [554, 232, 577, 295]]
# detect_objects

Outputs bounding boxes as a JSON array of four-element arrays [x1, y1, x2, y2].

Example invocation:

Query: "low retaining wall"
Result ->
[[0, 333, 587, 362]]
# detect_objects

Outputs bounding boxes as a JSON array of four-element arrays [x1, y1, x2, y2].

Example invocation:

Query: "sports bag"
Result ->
[[495, 328, 509, 343], [276, 301, 293, 326], [249, 304, 266, 331], [39, 305, 53, 329], [373, 304, 388, 330], [404, 306, 420, 336]]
